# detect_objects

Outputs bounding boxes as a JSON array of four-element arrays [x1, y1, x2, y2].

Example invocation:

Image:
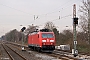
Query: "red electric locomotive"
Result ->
[[28, 29, 55, 52]]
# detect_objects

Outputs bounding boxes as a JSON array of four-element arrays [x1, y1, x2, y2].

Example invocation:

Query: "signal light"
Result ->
[[73, 18, 78, 24], [21, 27, 26, 32]]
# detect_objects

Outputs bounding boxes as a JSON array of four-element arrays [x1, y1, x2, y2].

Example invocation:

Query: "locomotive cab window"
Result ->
[[42, 33, 54, 38]]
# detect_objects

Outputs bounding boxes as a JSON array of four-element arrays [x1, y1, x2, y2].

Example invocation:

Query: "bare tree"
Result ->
[[44, 21, 55, 31], [79, 0, 89, 32], [24, 24, 39, 35], [79, 0, 90, 44], [4, 29, 21, 42]]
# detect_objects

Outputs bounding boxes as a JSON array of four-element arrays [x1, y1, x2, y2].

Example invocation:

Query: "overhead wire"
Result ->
[[0, 0, 81, 18], [34, 0, 82, 23], [0, 3, 35, 25], [0, 3, 34, 16], [0, 0, 82, 25], [38, 0, 72, 16], [36, 14, 72, 27], [0, 0, 72, 17], [0, 0, 82, 36], [37, 0, 81, 17], [0, 0, 82, 17], [38, 0, 79, 17]]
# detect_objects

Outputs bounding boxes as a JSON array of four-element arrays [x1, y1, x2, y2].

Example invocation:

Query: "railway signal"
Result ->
[[73, 17, 78, 25], [20, 27, 26, 51], [72, 4, 78, 57], [21, 27, 26, 32]]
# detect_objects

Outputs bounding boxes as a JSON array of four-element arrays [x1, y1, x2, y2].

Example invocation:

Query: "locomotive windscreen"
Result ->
[[42, 33, 54, 38]]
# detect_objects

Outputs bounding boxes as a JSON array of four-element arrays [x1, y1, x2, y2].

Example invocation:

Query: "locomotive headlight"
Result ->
[[42, 40, 46, 42], [50, 40, 54, 42]]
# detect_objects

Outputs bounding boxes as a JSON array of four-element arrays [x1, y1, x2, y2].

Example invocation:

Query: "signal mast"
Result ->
[[73, 4, 78, 57]]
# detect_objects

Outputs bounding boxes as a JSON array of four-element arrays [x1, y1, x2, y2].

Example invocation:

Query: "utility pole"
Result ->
[[88, 0, 90, 44], [72, 4, 78, 57]]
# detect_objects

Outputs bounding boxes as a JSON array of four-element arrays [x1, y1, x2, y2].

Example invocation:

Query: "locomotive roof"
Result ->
[[28, 28, 53, 35], [29, 31, 54, 35]]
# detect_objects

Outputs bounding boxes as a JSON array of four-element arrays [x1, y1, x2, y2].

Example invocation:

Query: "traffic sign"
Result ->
[[74, 41, 77, 45]]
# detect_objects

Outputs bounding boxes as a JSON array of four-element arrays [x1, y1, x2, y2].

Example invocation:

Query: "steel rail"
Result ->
[[6, 44, 27, 60], [2, 44, 27, 60], [1, 44, 14, 60], [52, 50, 79, 60]]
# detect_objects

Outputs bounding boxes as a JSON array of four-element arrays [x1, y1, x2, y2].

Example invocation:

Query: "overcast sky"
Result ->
[[0, 0, 82, 37]]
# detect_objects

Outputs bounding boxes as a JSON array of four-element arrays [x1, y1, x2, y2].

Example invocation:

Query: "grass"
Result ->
[[77, 45, 90, 54]]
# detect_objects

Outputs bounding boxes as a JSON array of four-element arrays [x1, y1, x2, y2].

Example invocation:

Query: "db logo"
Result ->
[[47, 39, 49, 42]]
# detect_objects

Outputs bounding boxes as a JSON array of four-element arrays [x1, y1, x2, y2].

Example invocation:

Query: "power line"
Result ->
[[0, 3, 34, 16], [35, 14, 72, 27], [37, 0, 82, 16], [38, 0, 72, 16], [0, 1, 82, 25]]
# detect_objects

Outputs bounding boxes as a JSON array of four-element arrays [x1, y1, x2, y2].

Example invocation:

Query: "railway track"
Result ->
[[3, 42, 42, 60], [6, 42, 76, 60], [0, 42, 10, 60], [51, 50, 78, 60], [1, 43, 27, 60], [3, 41, 90, 60], [56, 49, 90, 59]]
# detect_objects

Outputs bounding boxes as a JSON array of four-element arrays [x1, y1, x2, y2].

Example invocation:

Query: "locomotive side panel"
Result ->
[[28, 35, 32, 45], [32, 34, 40, 46], [28, 34, 40, 46]]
